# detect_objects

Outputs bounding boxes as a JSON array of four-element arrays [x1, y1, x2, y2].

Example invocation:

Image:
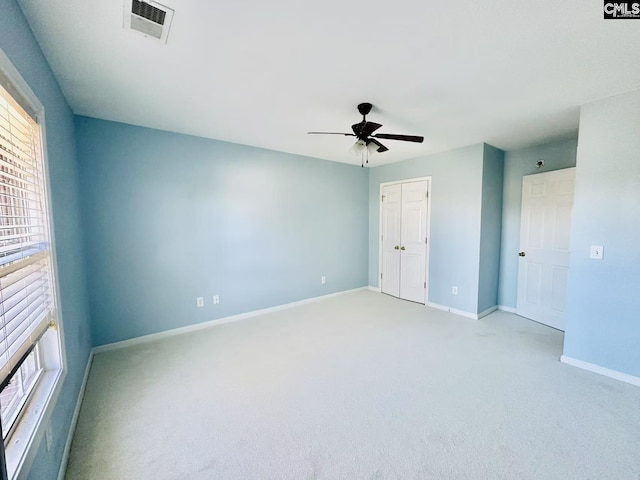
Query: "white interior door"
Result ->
[[517, 168, 575, 330], [399, 181, 428, 303], [380, 180, 428, 304], [381, 184, 401, 297]]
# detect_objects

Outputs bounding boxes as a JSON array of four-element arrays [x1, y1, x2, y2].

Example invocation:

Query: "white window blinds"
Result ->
[[0, 81, 54, 386]]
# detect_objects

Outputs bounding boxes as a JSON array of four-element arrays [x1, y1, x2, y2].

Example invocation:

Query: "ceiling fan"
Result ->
[[308, 102, 424, 166]]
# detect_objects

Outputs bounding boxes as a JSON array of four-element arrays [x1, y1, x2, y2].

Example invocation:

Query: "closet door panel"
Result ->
[[399, 181, 428, 304], [381, 184, 401, 297]]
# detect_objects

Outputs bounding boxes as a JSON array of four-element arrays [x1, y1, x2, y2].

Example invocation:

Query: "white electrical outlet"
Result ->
[[321, 276, 327, 284], [590, 245, 604, 259], [196, 297, 204, 307], [452, 286, 458, 295], [213, 295, 220, 304]]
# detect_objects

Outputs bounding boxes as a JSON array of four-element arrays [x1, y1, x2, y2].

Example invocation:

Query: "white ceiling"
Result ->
[[17, 0, 640, 165]]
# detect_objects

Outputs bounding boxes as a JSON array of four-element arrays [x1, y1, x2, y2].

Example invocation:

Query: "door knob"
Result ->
[[394, 246, 399, 250], [519, 252, 526, 257], [401, 246, 406, 250]]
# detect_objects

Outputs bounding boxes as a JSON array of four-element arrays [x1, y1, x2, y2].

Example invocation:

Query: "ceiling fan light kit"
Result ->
[[349, 137, 381, 166], [308, 102, 424, 167], [350, 139, 366, 155]]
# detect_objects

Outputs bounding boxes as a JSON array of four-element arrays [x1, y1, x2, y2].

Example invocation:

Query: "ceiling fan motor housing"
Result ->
[[357, 102, 373, 116]]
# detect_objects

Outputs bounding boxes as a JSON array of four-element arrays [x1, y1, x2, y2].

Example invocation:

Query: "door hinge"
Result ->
[[424, 282, 426, 288], [381, 195, 385, 202], [380, 273, 383, 279], [425, 236, 428, 244], [426, 191, 429, 198]]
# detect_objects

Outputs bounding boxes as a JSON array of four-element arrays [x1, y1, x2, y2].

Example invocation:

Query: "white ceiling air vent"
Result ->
[[124, 0, 174, 43]]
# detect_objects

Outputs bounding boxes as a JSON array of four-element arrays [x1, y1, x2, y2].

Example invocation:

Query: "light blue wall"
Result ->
[[563, 90, 640, 378], [478, 144, 504, 313], [0, 1, 93, 478], [75, 117, 369, 346], [368, 144, 485, 313], [497, 137, 578, 309]]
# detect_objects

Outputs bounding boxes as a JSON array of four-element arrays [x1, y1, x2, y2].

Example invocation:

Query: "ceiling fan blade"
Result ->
[[372, 133, 424, 143], [351, 121, 382, 137], [308, 131, 356, 136], [367, 138, 388, 153]]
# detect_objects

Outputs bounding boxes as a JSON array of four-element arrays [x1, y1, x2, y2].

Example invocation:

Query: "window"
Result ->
[[1, 349, 43, 440], [0, 52, 64, 480]]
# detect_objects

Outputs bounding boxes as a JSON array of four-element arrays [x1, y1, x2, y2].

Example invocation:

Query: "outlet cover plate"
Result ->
[[590, 245, 604, 259]]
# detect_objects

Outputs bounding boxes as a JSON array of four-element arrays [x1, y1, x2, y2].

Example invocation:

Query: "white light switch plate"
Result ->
[[590, 245, 604, 259]]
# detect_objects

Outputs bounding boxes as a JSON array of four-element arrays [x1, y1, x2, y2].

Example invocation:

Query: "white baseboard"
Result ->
[[93, 287, 368, 354], [367, 285, 380, 292], [57, 351, 94, 480], [426, 302, 498, 320], [426, 302, 449, 313], [560, 355, 640, 387], [427, 302, 477, 320], [498, 305, 517, 313]]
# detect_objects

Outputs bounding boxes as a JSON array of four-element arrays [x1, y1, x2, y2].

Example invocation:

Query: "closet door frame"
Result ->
[[378, 176, 432, 303]]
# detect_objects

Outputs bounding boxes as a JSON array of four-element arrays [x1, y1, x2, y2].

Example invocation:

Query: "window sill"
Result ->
[[5, 367, 65, 480]]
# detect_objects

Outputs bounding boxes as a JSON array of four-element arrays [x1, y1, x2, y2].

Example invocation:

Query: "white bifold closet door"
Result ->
[[381, 180, 428, 304], [381, 184, 402, 298]]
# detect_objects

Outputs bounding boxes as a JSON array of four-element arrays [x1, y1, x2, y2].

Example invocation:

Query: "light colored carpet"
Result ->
[[65, 290, 640, 479]]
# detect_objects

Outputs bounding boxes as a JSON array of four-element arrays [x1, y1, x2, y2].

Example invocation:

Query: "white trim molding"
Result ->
[[426, 302, 498, 320], [560, 355, 640, 387], [498, 305, 517, 314], [56, 352, 94, 480], [427, 302, 477, 320], [93, 287, 368, 354], [367, 285, 380, 292], [10, 368, 65, 480]]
